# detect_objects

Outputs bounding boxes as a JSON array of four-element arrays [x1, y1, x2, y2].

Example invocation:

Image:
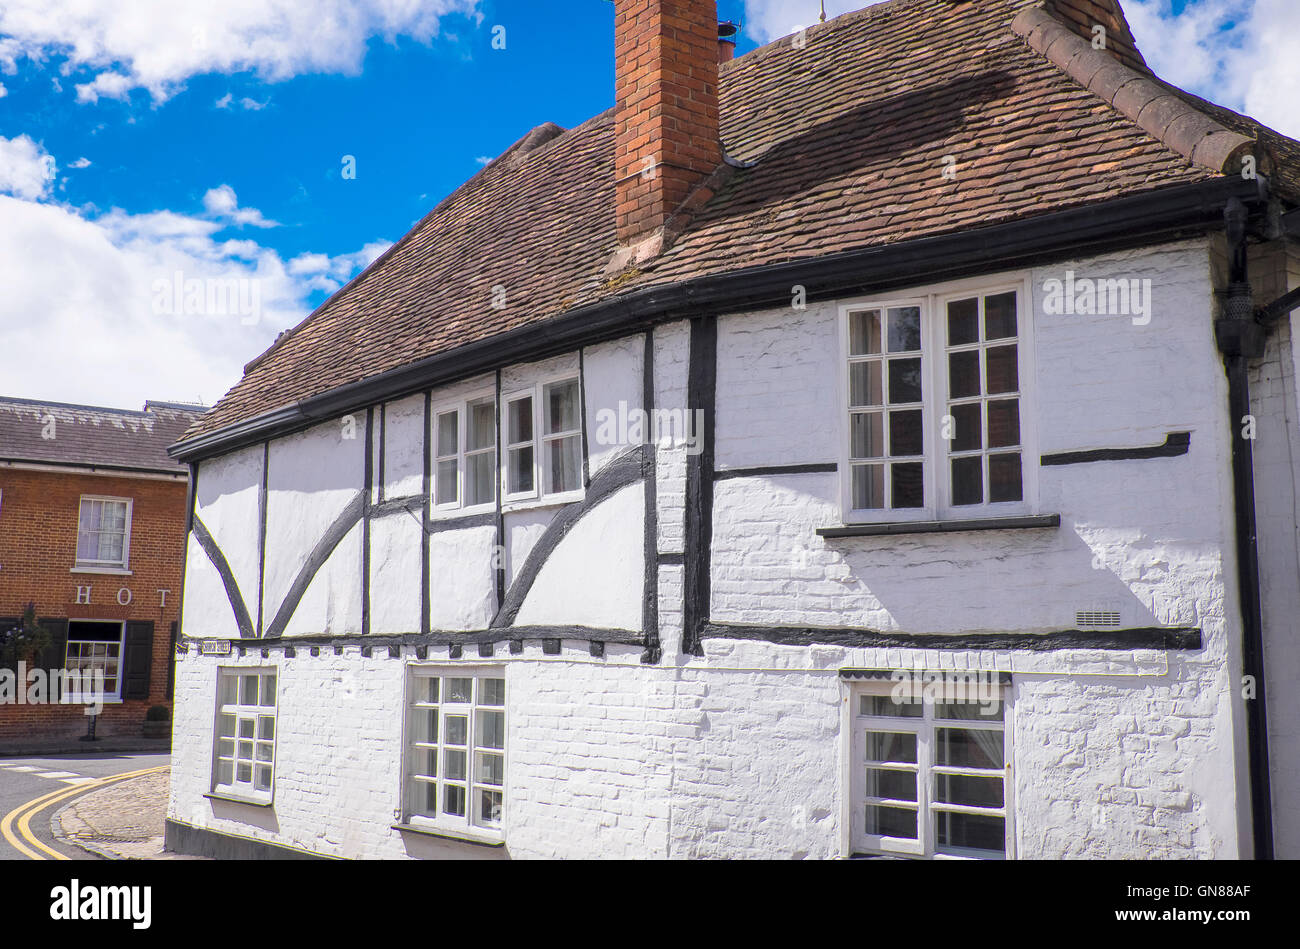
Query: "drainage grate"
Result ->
[[1076, 610, 1121, 628]]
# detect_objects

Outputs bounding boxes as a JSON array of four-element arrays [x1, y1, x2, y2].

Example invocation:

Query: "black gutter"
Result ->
[[170, 177, 1262, 464], [1214, 196, 1274, 860]]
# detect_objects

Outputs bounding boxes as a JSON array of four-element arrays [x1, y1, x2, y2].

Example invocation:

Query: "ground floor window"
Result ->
[[405, 668, 505, 840], [212, 668, 277, 803], [849, 675, 1011, 858], [64, 620, 125, 699]]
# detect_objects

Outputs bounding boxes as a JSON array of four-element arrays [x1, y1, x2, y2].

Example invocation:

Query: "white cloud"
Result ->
[[239, 96, 268, 110], [214, 92, 233, 108], [742, 0, 882, 43], [0, 0, 481, 104], [68, 157, 91, 169], [0, 172, 388, 408], [0, 83, 7, 98], [474, 155, 493, 166], [0, 134, 55, 200], [202, 184, 278, 228]]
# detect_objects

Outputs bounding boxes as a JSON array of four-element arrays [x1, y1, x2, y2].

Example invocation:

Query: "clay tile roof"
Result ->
[[0, 397, 206, 474], [181, 0, 1300, 445]]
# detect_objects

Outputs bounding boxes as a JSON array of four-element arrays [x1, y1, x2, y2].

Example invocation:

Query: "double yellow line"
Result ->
[[0, 765, 169, 860]]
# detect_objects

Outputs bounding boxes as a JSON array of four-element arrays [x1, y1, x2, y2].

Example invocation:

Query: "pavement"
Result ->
[[0, 753, 171, 859]]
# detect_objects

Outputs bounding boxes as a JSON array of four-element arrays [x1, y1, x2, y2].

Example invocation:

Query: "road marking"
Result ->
[[36, 772, 80, 779], [1, 765, 169, 861], [5, 766, 38, 772]]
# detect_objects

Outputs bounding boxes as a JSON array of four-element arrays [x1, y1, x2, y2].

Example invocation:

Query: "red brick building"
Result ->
[[0, 396, 204, 745]]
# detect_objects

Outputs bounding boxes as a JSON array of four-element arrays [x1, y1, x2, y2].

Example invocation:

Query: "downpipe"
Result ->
[[1214, 196, 1274, 859]]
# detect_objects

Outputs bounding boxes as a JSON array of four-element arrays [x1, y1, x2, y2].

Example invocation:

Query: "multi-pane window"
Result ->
[[432, 398, 497, 510], [503, 376, 583, 501], [851, 684, 1009, 859], [213, 669, 277, 802], [64, 621, 124, 698], [841, 285, 1028, 520], [543, 379, 582, 494], [406, 670, 506, 838], [846, 306, 924, 510], [76, 497, 131, 567], [944, 291, 1022, 506]]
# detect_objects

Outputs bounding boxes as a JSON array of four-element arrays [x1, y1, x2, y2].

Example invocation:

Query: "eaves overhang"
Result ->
[[170, 175, 1268, 465]]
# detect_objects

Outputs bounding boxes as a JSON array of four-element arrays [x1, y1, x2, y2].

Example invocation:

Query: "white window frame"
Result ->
[[63, 619, 126, 702], [836, 275, 1037, 523], [430, 392, 497, 516], [211, 667, 278, 805], [501, 372, 584, 508], [75, 495, 133, 569], [843, 678, 1015, 860], [401, 665, 507, 844]]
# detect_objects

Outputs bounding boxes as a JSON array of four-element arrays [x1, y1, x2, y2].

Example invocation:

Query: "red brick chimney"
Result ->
[[614, 0, 723, 255]]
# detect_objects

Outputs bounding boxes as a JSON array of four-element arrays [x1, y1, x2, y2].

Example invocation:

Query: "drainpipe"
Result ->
[[1213, 196, 1274, 859]]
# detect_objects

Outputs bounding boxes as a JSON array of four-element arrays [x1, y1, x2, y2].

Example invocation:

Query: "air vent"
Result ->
[[1076, 610, 1121, 628]]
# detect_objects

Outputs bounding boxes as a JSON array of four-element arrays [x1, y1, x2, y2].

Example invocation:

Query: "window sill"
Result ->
[[205, 791, 273, 808], [499, 491, 583, 516], [818, 514, 1060, 538], [71, 566, 132, 575], [391, 821, 505, 848]]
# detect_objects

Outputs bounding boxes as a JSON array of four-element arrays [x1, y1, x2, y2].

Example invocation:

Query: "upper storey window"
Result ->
[[76, 496, 132, 569]]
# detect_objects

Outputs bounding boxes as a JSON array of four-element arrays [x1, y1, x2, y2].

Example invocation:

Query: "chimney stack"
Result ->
[[614, 0, 722, 254]]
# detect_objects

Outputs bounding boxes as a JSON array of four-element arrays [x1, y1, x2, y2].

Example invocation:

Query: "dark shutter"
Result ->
[[0, 617, 21, 672], [165, 621, 178, 700], [122, 620, 154, 701], [38, 618, 69, 679]]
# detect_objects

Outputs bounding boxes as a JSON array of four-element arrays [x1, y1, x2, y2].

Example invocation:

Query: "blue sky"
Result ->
[[0, 0, 1294, 410]]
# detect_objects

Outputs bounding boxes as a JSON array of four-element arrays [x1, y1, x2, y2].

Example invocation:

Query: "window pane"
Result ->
[[936, 811, 1005, 855], [238, 740, 253, 760], [261, 675, 275, 707], [467, 452, 496, 505], [865, 731, 917, 764], [886, 307, 921, 353], [219, 714, 236, 738], [986, 399, 1020, 448], [446, 678, 472, 703], [983, 291, 1017, 340], [219, 674, 238, 706], [935, 698, 1003, 721], [216, 760, 233, 786], [861, 695, 922, 718], [480, 678, 505, 707], [545, 380, 580, 434], [848, 361, 883, 407], [256, 742, 273, 762], [508, 397, 533, 444], [988, 452, 1022, 503], [477, 709, 505, 750], [865, 804, 917, 839], [479, 789, 503, 824], [240, 674, 258, 706], [950, 402, 981, 452], [508, 446, 534, 494], [947, 297, 979, 346], [258, 716, 274, 740], [423, 782, 437, 815], [237, 762, 252, 783], [890, 462, 923, 509], [238, 718, 255, 739], [443, 784, 466, 817], [849, 310, 882, 356], [850, 413, 884, 459], [477, 752, 505, 786], [468, 402, 495, 451], [851, 464, 884, 510], [985, 345, 1018, 394], [547, 434, 581, 493], [949, 350, 980, 399], [935, 772, 1004, 808], [888, 410, 922, 457], [424, 678, 439, 704], [445, 717, 468, 748], [952, 456, 983, 506], [436, 412, 458, 457], [444, 749, 467, 781], [436, 459, 459, 504], [887, 358, 922, 404], [935, 727, 1003, 769], [866, 768, 917, 802]]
